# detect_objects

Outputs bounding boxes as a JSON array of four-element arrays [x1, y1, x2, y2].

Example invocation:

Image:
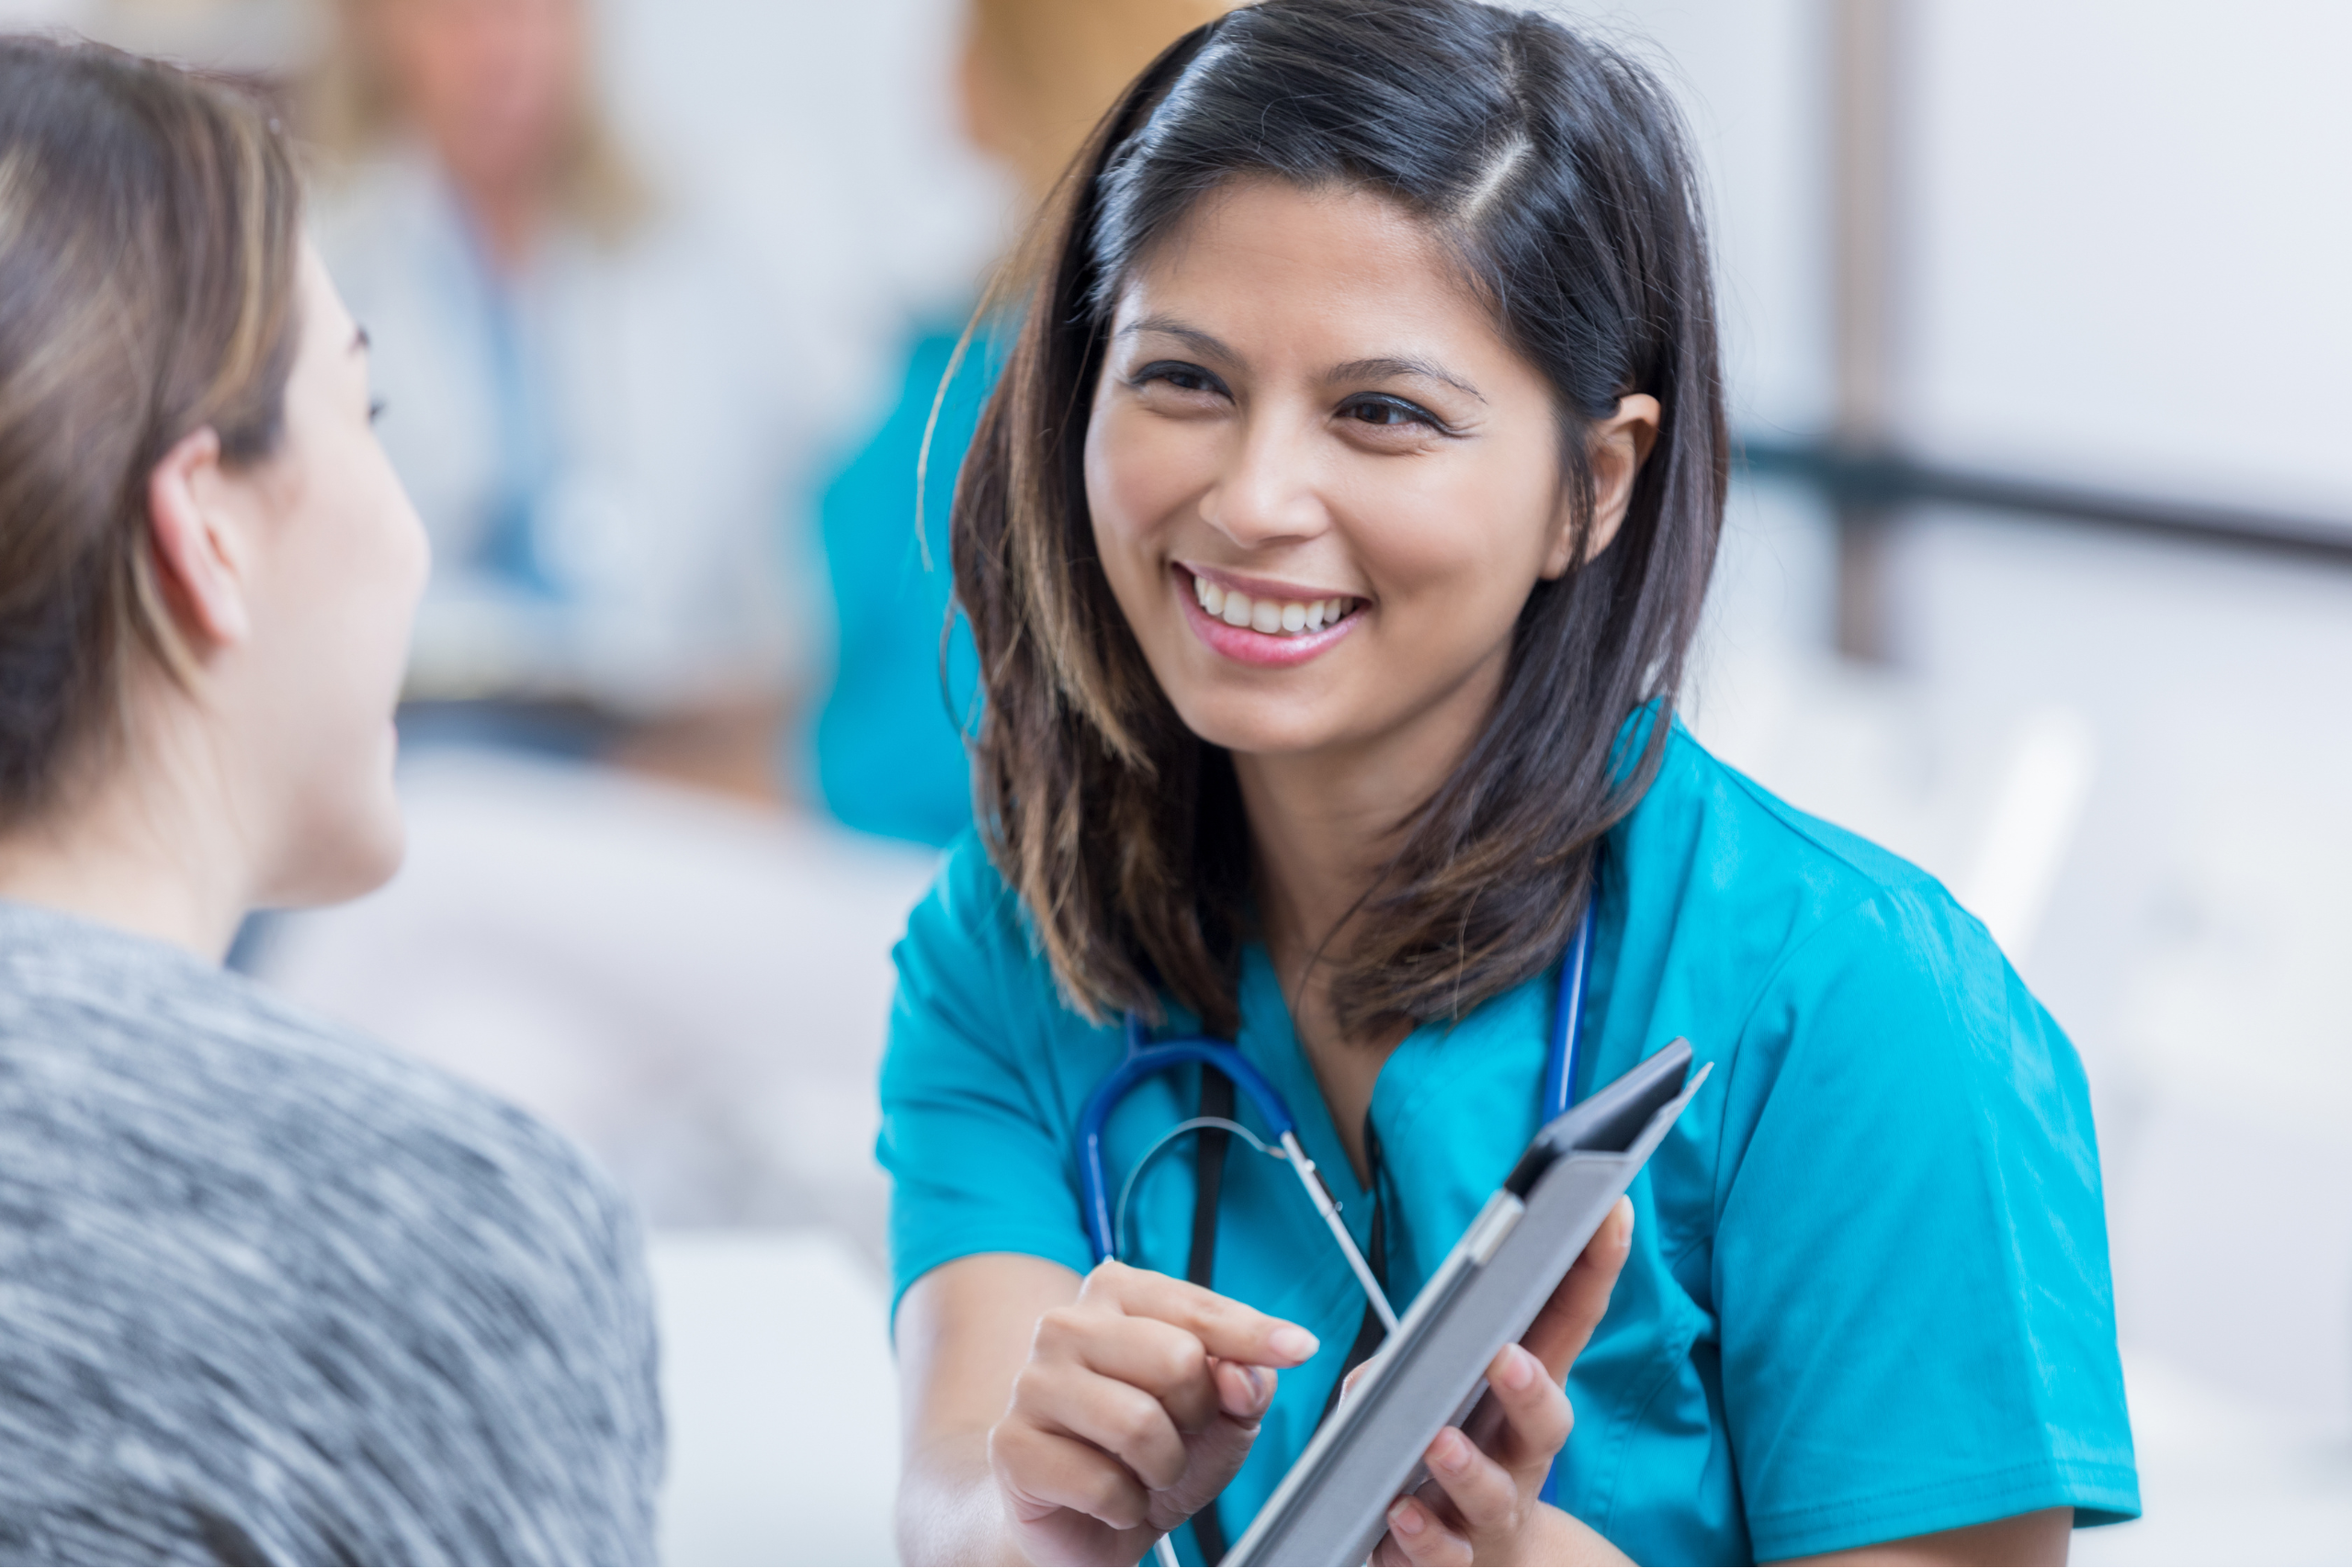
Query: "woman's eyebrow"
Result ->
[[1116, 316, 1234, 360], [1327, 355, 1486, 403]]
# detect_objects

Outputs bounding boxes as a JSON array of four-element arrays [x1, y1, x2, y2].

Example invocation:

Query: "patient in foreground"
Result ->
[[0, 37, 660, 1564]]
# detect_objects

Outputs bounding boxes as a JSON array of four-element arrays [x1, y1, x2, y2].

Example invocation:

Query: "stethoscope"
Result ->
[[1075, 893, 1599, 1335]]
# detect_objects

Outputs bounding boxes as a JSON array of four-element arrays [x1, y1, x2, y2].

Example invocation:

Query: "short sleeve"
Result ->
[[877, 839, 1097, 1321], [1713, 893, 2139, 1560]]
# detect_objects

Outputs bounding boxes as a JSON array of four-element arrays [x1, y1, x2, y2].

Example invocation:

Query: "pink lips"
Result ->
[[1176, 568, 1363, 669]]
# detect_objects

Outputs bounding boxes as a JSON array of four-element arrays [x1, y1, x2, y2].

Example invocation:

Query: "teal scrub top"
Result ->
[[807, 319, 996, 847], [878, 724, 2140, 1563]]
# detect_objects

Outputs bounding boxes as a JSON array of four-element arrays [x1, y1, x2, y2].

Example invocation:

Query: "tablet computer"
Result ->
[[1221, 1039, 1710, 1567]]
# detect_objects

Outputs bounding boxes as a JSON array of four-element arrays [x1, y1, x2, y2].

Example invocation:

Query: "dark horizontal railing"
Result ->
[[1739, 437, 2352, 569]]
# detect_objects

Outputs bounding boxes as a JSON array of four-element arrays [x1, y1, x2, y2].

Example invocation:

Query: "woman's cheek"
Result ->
[[1368, 467, 1558, 616], [1090, 403, 1207, 553]]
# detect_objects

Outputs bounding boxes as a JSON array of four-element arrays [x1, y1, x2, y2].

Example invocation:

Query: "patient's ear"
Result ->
[[144, 425, 253, 650]]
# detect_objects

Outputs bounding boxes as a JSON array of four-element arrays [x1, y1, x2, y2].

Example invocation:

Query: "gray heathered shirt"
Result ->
[[0, 900, 664, 1565]]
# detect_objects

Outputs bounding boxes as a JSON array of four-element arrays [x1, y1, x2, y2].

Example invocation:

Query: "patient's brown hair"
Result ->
[[0, 35, 304, 829]]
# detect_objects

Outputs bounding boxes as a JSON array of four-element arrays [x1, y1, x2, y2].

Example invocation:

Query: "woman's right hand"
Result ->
[[987, 1258, 1321, 1566]]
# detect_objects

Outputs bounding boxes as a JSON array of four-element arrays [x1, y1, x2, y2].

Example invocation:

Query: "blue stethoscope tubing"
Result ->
[[1076, 892, 1599, 1336], [1078, 1022, 1400, 1332], [1543, 891, 1598, 1124]]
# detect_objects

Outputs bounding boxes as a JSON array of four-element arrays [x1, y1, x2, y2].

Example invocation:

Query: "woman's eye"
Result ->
[[1343, 396, 1439, 431], [1134, 361, 1224, 396]]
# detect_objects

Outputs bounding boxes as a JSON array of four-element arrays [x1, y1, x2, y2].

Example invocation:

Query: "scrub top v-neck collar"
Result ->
[[1226, 940, 1566, 1294]]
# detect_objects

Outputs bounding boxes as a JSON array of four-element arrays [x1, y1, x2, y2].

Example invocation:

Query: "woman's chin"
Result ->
[[1166, 689, 1358, 762], [257, 795, 407, 912]]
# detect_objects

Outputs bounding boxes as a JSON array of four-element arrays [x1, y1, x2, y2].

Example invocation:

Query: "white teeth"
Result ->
[[1191, 574, 1355, 637]]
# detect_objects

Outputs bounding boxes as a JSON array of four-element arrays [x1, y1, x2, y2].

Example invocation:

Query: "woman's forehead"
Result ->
[[1111, 178, 1535, 400], [1115, 181, 1498, 349]]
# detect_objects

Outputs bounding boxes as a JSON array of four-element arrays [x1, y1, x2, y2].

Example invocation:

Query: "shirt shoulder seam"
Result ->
[[1675, 730, 1947, 905]]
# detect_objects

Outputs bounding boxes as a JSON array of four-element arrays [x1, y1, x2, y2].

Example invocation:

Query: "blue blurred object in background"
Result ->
[[808, 320, 1000, 847]]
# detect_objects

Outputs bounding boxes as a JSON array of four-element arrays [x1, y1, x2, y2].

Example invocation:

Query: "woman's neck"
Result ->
[[1234, 653, 1507, 1174], [1238, 653, 1507, 988], [0, 719, 252, 962], [1240, 756, 1403, 990]]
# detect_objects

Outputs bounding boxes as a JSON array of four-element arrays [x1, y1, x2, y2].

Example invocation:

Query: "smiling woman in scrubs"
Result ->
[[880, 2, 2138, 1562]]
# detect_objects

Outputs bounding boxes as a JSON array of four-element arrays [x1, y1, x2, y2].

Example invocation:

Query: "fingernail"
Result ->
[[1269, 1325, 1319, 1361], [1243, 1364, 1271, 1400], [1498, 1344, 1536, 1392], [1431, 1428, 1468, 1472], [1389, 1501, 1423, 1537]]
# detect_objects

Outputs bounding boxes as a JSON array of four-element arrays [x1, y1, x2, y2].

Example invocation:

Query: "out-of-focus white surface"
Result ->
[[1910, 0, 2352, 522], [650, 1229, 900, 1568], [596, 0, 1012, 445], [1955, 705, 2096, 963], [1529, 0, 1833, 432], [261, 750, 941, 1249], [2096, 756, 2352, 1430], [2073, 1352, 2352, 1566], [0, 0, 94, 26]]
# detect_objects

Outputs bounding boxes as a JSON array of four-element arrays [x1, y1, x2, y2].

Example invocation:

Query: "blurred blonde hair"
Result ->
[[303, 0, 648, 241], [964, 0, 1242, 207]]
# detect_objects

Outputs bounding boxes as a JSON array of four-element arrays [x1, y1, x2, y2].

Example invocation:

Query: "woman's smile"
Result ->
[[1175, 564, 1365, 667]]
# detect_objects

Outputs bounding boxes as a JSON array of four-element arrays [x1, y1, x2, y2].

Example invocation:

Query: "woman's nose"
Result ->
[[1198, 416, 1329, 548]]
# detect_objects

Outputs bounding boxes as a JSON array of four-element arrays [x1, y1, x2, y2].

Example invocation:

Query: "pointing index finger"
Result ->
[[1090, 1261, 1321, 1367]]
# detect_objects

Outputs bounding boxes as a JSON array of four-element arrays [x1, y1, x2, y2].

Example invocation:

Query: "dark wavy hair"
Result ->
[[954, 0, 1725, 1037]]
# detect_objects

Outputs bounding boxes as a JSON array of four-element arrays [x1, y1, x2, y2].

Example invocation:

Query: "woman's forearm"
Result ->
[[898, 1429, 1030, 1567], [1533, 1502, 1636, 1565]]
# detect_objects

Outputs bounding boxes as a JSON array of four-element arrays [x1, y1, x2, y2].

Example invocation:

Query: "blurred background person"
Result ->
[[807, 0, 1236, 846], [306, 0, 819, 798]]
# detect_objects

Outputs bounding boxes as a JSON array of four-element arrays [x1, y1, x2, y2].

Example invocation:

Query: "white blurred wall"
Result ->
[[594, 0, 1013, 451], [1535, 0, 1837, 432], [1909, 0, 2352, 520]]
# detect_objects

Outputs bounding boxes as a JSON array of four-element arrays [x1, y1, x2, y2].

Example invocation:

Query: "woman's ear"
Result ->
[[144, 426, 254, 650], [1541, 393, 1662, 579]]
